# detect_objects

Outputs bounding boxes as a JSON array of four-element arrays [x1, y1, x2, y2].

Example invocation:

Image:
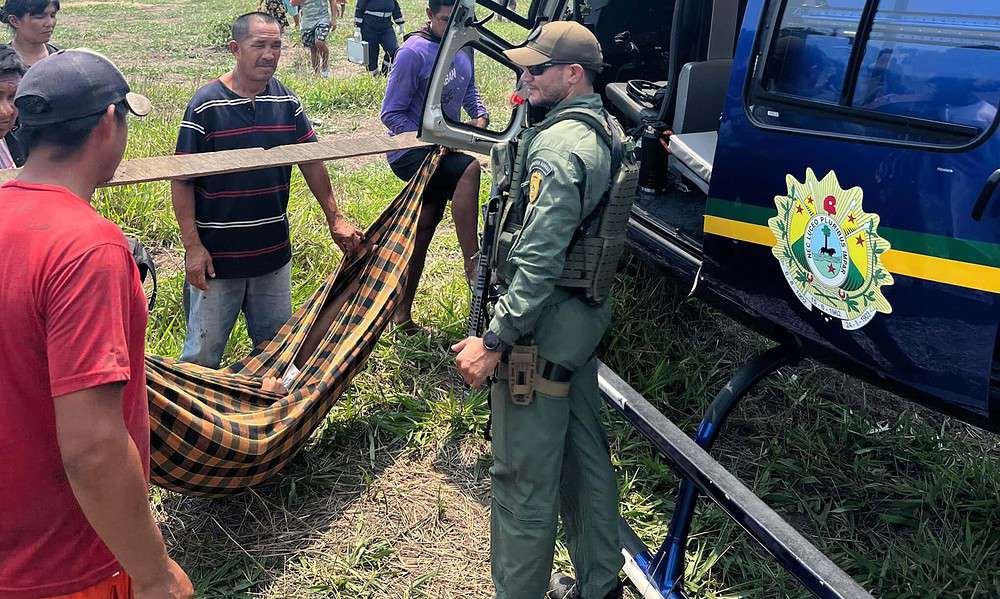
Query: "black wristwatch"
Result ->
[[483, 330, 506, 353]]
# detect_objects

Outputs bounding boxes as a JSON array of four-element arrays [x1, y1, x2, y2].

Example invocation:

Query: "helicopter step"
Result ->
[[599, 351, 873, 599]]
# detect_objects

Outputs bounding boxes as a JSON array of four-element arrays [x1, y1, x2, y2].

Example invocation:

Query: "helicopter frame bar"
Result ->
[[598, 349, 874, 599]]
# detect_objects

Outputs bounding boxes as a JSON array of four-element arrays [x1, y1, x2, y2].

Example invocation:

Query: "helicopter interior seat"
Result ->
[[588, 0, 674, 127], [667, 58, 732, 194], [603, 0, 740, 129], [606, 79, 667, 127]]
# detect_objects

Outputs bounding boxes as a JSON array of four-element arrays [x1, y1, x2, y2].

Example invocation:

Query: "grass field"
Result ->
[[52, 1, 1000, 597]]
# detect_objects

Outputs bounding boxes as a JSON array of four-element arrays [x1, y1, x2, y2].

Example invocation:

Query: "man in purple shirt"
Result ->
[[380, 0, 488, 330]]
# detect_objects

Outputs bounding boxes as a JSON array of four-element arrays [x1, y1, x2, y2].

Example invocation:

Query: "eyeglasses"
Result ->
[[525, 61, 574, 76]]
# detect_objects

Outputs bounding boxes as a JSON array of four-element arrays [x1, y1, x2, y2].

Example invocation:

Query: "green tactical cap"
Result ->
[[504, 21, 605, 72]]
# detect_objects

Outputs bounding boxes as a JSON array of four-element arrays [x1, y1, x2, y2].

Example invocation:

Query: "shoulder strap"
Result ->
[[535, 108, 628, 234], [538, 107, 624, 174]]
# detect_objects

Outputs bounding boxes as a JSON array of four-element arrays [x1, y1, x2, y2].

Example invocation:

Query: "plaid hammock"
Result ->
[[145, 150, 440, 497]]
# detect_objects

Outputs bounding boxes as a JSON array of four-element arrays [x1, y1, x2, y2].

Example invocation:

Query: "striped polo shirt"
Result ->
[[176, 78, 316, 279]]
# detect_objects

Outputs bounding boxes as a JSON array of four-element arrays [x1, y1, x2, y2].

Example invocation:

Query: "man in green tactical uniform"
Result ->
[[453, 20, 629, 599]]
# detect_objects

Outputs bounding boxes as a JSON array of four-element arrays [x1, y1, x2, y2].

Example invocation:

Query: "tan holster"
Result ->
[[496, 345, 573, 404]]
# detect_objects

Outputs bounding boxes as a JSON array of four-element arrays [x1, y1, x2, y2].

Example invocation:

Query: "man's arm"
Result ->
[[174, 99, 214, 291], [55, 384, 192, 598], [462, 53, 489, 125], [298, 161, 364, 255], [354, 0, 368, 26], [171, 180, 214, 291], [464, 82, 488, 128]]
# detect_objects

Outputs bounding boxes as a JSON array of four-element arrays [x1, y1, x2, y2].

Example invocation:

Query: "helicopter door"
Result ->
[[417, 0, 564, 154], [702, 0, 1000, 425]]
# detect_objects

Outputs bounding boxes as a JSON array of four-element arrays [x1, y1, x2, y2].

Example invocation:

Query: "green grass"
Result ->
[[48, 0, 1000, 597]]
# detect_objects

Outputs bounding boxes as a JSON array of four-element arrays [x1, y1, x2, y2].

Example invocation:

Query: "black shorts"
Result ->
[[389, 147, 476, 211]]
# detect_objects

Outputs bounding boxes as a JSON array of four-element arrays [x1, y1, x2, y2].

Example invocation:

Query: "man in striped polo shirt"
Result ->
[[172, 11, 363, 368]]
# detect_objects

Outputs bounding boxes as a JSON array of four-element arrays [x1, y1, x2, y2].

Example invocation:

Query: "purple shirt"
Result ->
[[381, 32, 487, 163]]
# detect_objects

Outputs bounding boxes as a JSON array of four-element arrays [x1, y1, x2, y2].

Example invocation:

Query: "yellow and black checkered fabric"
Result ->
[[145, 151, 439, 497]]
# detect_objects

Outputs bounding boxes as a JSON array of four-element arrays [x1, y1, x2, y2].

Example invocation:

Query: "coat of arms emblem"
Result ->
[[768, 169, 894, 330]]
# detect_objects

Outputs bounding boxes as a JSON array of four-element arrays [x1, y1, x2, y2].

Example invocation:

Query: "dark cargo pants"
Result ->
[[360, 15, 398, 74], [490, 358, 623, 599]]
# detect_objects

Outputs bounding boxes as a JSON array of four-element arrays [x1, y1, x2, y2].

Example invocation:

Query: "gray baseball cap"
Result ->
[[15, 49, 151, 127]]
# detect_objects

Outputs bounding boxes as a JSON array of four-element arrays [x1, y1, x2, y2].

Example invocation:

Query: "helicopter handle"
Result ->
[[972, 168, 1000, 221]]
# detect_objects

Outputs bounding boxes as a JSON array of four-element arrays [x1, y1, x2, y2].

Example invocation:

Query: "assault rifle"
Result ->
[[466, 158, 509, 338], [466, 150, 510, 440]]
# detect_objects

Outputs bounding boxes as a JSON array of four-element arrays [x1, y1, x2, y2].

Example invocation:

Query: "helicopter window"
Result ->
[[750, 0, 998, 147], [762, 0, 867, 104], [851, 3, 1000, 134]]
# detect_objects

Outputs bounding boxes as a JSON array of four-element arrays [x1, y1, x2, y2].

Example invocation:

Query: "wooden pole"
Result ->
[[0, 132, 427, 187]]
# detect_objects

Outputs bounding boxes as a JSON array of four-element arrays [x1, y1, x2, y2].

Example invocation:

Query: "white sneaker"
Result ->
[[321, 70, 330, 78]]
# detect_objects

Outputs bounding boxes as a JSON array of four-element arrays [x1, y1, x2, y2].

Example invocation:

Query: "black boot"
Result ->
[[546, 573, 624, 599]]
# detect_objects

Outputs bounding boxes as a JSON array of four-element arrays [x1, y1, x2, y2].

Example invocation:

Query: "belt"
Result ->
[[364, 10, 393, 17], [538, 358, 574, 383], [496, 356, 573, 397]]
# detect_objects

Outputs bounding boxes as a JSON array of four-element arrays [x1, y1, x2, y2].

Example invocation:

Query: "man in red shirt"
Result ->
[[0, 50, 193, 599]]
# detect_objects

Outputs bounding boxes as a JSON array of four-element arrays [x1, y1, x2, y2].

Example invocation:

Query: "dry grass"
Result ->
[[155, 418, 494, 598]]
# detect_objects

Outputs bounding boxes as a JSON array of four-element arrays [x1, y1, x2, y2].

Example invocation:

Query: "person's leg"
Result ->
[[317, 41, 329, 73], [243, 260, 293, 347], [316, 25, 330, 74], [309, 44, 320, 74], [388, 148, 441, 326], [362, 19, 380, 75], [302, 26, 316, 69], [380, 50, 392, 76], [449, 156, 482, 282], [558, 358, 624, 598], [180, 276, 247, 368], [394, 195, 446, 325], [490, 379, 572, 599], [379, 24, 399, 75]]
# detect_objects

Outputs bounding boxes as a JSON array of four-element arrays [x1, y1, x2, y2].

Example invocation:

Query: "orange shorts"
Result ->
[[46, 571, 132, 599]]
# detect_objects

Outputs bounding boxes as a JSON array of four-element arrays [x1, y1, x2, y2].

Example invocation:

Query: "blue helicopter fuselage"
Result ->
[[629, 0, 1000, 430]]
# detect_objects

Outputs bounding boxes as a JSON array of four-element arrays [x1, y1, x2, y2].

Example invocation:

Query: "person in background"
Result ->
[[0, 48, 193, 599], [380, 0, 488, 330], [283, 0, 300, 29], [0, 43, 25, 168], [172, 12, 362, 369], [354, 0, 403, 75], [2, 0, 59, 67], [298, 0, 336, 77], [258, 0, 290, 28]]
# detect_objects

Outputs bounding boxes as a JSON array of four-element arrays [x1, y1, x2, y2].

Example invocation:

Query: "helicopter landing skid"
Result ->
[[599, 347, 873, 599]]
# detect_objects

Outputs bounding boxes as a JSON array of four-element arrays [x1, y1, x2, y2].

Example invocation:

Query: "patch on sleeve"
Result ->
[[529, 158, 554, 176], [528, 170, 544, 204]]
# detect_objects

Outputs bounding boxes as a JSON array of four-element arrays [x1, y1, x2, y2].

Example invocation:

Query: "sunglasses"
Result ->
[[525, 61, 575, 76]]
